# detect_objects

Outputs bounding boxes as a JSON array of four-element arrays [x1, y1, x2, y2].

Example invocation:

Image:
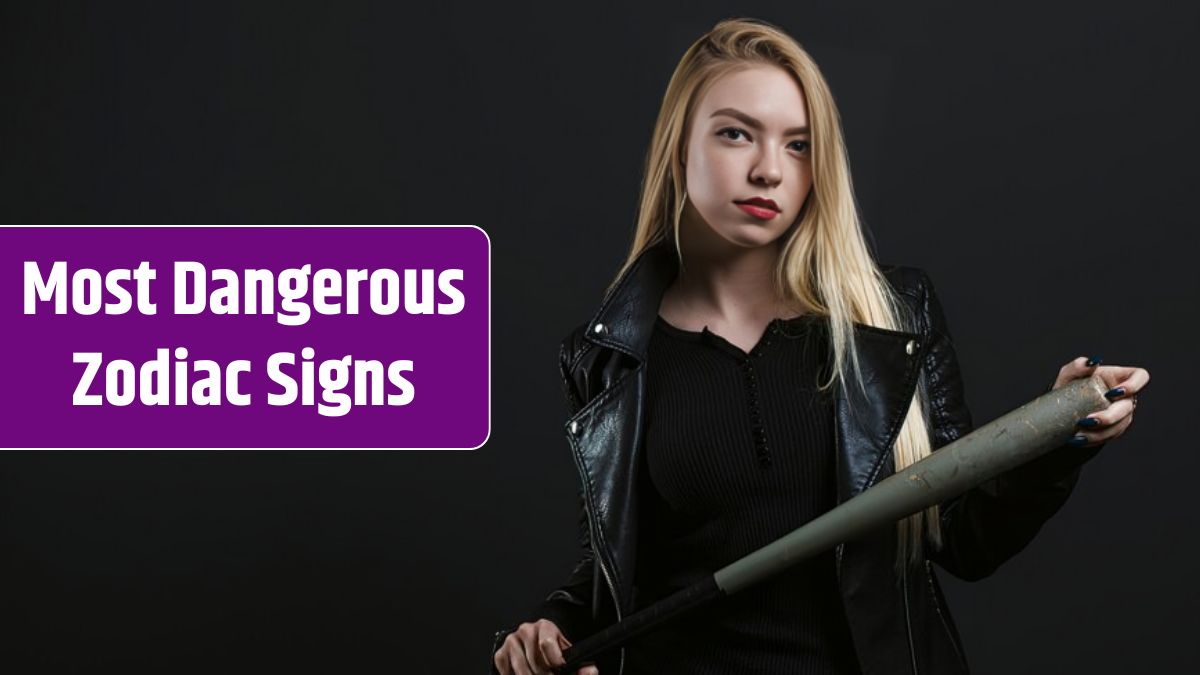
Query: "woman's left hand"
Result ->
[[1052, 356, 1150, 448]]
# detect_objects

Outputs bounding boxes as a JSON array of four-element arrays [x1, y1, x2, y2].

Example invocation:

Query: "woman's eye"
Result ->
[[790, 140, 811, 154], [717, 127, 748, 141]]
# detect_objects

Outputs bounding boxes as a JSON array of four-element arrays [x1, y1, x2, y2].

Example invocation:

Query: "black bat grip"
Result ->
[[554, 576, 724, 674]]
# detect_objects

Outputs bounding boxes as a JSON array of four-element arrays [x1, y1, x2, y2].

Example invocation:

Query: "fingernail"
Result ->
[[1104, 386, 1125, 400], [1076, 417, 1100, 428], [1086, 356, 1102, 367], [1067, 434, 1088, 446]]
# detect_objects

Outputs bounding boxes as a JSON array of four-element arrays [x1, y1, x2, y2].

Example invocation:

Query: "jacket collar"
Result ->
[[585, 237, 679, 361]]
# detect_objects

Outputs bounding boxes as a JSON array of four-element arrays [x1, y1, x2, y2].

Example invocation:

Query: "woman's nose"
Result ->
[[750, 149, 783, 186]]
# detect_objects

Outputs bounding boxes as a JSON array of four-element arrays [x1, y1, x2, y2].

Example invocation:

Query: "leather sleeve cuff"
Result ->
[[999, 441, 1104, 493], [489, 628, 514, 675], [535, 595, 593, 643]]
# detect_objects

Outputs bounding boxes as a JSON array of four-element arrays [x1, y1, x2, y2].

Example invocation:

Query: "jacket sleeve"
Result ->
[[489, 328, 599, 672], [917, 269, 1105, 581]]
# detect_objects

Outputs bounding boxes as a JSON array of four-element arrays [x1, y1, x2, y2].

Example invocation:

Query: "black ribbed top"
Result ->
[[623, 313, 861, 675]]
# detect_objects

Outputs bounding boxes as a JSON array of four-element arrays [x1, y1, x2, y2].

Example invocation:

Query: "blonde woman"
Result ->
[[492, 17, 1148, 675]]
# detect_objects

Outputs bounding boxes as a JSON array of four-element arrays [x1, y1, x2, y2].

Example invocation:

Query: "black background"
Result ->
[[1, 1, 1196, 673]]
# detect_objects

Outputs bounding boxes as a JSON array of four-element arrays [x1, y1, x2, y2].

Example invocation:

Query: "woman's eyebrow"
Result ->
[[710, 107, 809, 135]]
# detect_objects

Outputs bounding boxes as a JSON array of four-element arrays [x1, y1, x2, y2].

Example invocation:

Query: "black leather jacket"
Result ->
[[491, 238, 1102, 675]]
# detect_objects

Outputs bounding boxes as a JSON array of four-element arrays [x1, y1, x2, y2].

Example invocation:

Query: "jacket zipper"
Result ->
[[902, 562, 919, 675], [565, 373, 634, 675], [925, 560, 967, 670], [584, 502, 625, 675], [833, 422, 845, 583]]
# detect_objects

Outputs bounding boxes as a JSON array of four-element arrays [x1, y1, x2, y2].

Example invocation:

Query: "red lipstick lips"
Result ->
[[735, 197, 780, 221]]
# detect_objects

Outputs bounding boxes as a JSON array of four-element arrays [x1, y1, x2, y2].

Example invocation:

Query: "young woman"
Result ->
[[491, 17, 1149, 675]]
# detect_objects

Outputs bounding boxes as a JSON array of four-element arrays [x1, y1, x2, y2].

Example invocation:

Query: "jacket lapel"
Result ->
[[833, 323, 927, 503]]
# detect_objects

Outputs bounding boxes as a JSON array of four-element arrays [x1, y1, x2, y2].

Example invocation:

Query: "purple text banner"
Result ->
[[3, 226, 490, 449]]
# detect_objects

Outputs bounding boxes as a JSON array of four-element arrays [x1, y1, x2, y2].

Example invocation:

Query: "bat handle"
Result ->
[[554, 577, 724, 674]]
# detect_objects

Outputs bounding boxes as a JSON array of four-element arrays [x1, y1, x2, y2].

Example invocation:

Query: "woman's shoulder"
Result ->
[[878, 262, 950, 339], [877, 261, 933, 300]]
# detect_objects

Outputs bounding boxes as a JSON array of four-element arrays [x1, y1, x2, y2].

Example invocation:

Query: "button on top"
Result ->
[[905, 339, 919, 355], [568, 420, 579, 435], [593, 323, 607, 336]]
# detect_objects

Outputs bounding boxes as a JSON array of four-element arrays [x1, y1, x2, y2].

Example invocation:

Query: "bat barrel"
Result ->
[[715, 373, 1110, 594]]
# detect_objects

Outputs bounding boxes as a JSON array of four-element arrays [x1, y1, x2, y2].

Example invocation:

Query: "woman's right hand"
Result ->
[[493, 618, 598, 675]]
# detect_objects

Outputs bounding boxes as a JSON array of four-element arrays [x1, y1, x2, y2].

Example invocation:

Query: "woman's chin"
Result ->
[[716, 225, 784, 250]]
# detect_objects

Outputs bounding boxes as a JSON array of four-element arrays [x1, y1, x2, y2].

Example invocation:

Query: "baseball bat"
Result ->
[[555, 373, 1111, 674]]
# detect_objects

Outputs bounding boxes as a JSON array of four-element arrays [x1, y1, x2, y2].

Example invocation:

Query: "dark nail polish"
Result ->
[[1086, 356, 1102, 367], [1067, 435, 1088, 446], [1104, 387, 1125, 400], [1077, 417, 1100, 428]]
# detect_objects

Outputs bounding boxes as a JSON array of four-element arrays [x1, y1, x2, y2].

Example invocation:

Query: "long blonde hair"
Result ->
[[611, 17, 940, 569]]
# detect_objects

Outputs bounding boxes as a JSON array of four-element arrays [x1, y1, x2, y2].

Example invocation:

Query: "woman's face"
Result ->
[[681, 64, 813, 250]]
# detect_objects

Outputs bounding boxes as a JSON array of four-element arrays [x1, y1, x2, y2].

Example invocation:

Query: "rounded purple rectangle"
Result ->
[[3, 225, 490, 449]]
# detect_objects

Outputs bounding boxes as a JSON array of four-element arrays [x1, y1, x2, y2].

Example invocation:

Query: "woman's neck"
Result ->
[[663, 215, 800, 327]]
